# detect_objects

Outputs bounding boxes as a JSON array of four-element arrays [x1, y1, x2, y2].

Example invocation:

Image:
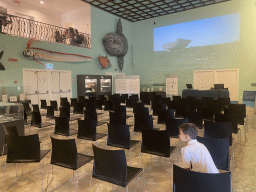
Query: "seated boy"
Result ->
[[178, 123, 219, 173]]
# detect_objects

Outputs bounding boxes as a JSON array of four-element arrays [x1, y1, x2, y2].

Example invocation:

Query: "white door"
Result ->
[[50, 71, 61, 105], [194, 71, 214, 90], [24, 70, 38, 104], [37, 71, 49, 106], [60, 71, 72, 100], [23, 69, 49, 105]]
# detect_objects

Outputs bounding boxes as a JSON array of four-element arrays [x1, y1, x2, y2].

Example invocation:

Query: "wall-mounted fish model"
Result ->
[[97, 55, 111, 69], [23, 39, 93, 65], [102, 19, 128, 71]]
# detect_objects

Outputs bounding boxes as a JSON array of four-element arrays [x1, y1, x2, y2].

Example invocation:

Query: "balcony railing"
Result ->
[[0, 13, 91, 49]]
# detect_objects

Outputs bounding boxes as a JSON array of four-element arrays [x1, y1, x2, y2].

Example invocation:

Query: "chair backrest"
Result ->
[[61, 101, 70, 109], [95, 99, 103, 110], [184, 111, 203, 128], [32, 104, 40, 112], [197, 136, 230, 171], [60, 107, 70, 118], [204, 120, 232, 140], [173, 164, 231, 192], [7, 134, 40, 163], [70, 98, 78, 107], [166, 118, 189, 137], [158, 109, 175, 124], [50, 136, 78, 170], [141, 129, 170, 157], [85, 103, 96, 110], [46, 106, 54, 118], [54, 116, 70, 135], [84, 109, 97, 122], [73, 102, 84, 114], [92, 144, 127, 187], [215, 113, 239, 134], [172, 96, 181, 103], [60, 97, 68, 106], [22, 102, 31, 114], [0, 106, 6, 115], [134, 114, 153, 132], [40, 100, 47, 109], [104, 100, 114, 111], [50, 100, 58, 111], [126, 98, 135, 108], [3, 125, 19, 136], [77, 119, 97, 140], [31, 111, 42, 128], [9, 106, 19, 114], [114, 105, 126, 113], [107, 123, 130, 149], [227, 103, 246, 118], [109, 111, 126, 125]]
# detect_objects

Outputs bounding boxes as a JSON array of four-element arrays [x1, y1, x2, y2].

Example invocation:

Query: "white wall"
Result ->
[[0, 1, 62, 27], [61, 6, 91, 35]]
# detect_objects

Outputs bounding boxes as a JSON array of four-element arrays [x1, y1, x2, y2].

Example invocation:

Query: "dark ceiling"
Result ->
[[81, 0, 231, 22]]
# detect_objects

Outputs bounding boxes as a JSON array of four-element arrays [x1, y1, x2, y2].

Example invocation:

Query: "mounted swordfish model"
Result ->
[[102, 19, 128, 71], [23, 39, 93, 65]]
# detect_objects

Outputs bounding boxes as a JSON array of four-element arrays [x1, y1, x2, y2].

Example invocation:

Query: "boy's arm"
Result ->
[[180, 148, 191, 169]]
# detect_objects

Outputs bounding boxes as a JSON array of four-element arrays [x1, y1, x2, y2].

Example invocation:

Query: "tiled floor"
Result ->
[[0, 106, 255, 192]]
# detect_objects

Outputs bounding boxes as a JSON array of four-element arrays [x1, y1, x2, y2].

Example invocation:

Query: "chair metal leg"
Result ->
[[3, 162, 6, 191], [76, 170, 78, 192], [130, 149, 132, 166], [41, 160, 43, 192], [16, 163, 18, 177], [89, 175, 93, 192], [138, 151, 141, 167]]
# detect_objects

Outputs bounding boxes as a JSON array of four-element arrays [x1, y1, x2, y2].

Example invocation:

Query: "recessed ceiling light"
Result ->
[[40, 1, 44, 4]]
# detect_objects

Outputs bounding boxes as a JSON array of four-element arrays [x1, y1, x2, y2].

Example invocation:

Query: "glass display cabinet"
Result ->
[[85, 78, 97, 97], [100, 79, 111, 93], [77, 75, 112, 98]]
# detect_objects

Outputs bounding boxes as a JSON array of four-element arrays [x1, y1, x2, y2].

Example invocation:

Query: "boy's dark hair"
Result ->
[[178, 123, 198, 139]]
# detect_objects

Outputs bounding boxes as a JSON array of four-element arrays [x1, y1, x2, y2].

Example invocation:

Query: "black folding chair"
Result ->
[[90, 145, 144, 191], [197, 136, 230, 171], [3, 134, 50, 192], [173, 164, 232, 192], [48, 136, 94, 192]]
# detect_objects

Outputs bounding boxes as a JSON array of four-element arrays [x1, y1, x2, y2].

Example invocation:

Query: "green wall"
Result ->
[[0, 6, 134, 98], [131, 0, 256, 102]]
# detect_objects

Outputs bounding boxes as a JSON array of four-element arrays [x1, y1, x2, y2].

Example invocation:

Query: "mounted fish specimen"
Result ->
[[97, 55, 112, 69], [0, 50, 5, 70], [102, 19, 128, 71], [23, 39, 93, 65]]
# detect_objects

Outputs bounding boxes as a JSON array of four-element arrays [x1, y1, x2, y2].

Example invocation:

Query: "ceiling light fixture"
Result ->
[[40, 1, 44, 4]]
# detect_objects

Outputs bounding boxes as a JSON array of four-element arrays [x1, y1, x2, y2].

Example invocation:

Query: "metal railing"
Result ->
[[0, 13, 91, 49]]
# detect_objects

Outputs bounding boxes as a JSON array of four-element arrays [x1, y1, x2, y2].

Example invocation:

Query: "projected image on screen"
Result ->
[[154, 13, 240, 52]]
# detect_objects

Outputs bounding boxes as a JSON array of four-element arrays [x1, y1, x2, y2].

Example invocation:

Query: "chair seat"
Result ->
[[40, 150, 51, 160], [97, 121, 107, 126], [7, 150, 50, 163], [126, 166, 143, 186], [142, 146, 176, 157], [93, 166, 143, 187], [129, 140, 141, 149], [55, 129, 78, 136], [40, 122, 55, 128], [78, 133, 107, 141], [77, 153, 94, 170]]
